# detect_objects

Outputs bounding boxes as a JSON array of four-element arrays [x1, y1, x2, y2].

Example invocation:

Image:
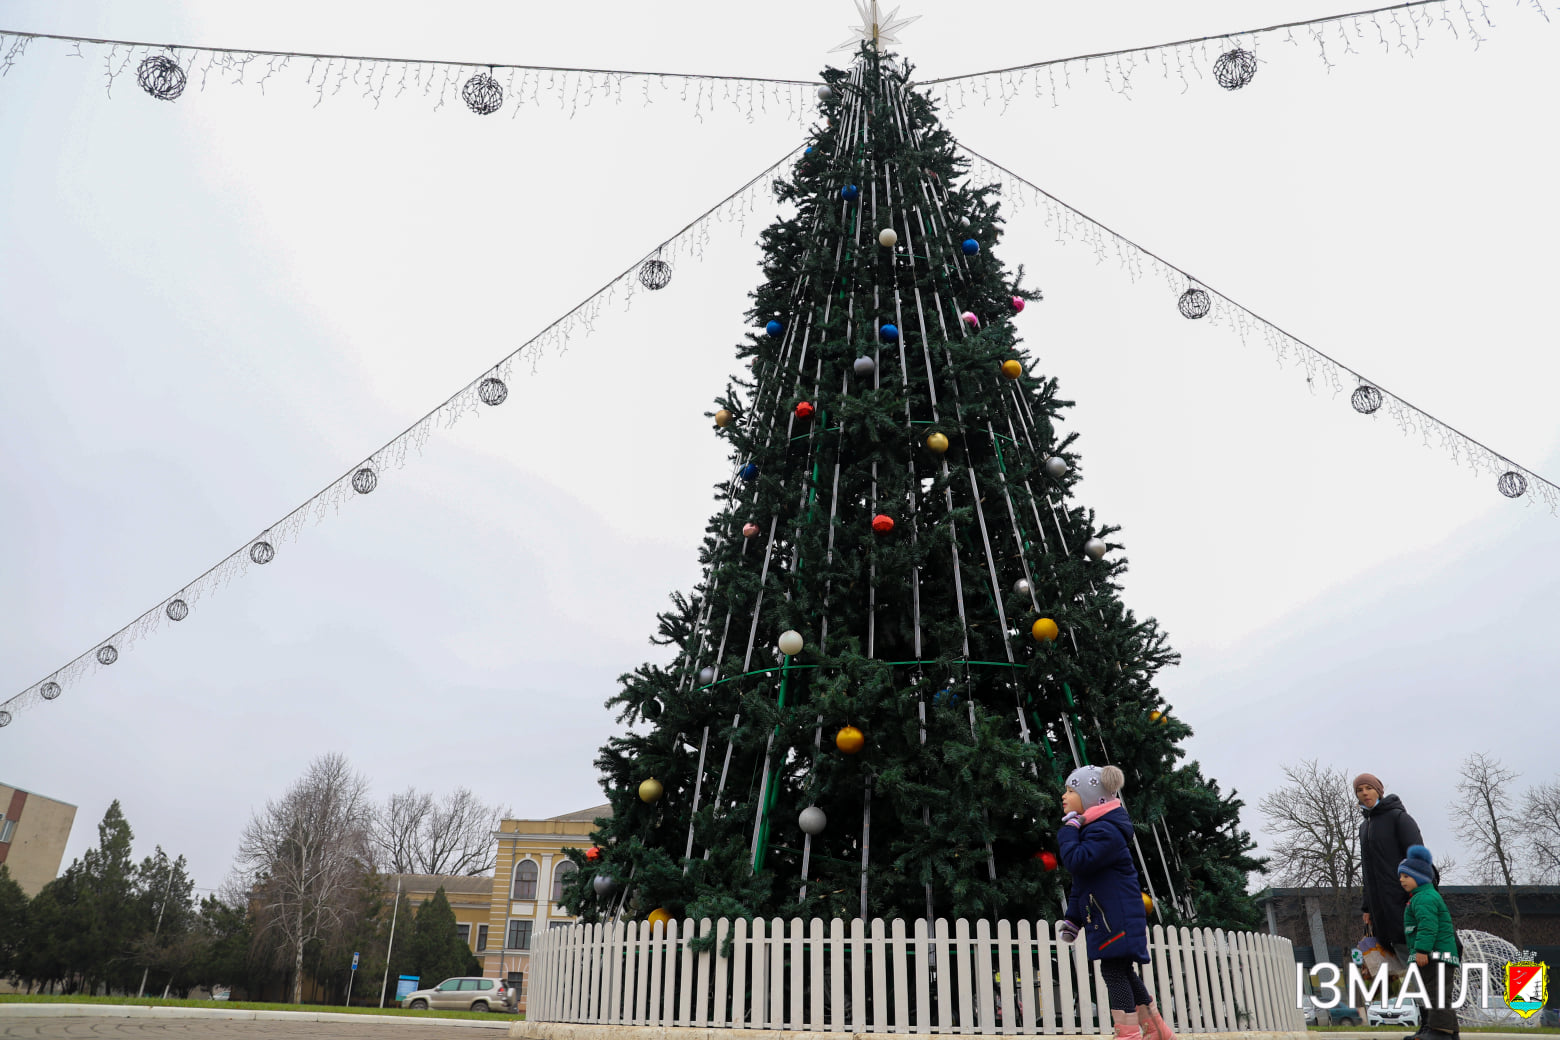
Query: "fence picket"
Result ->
[[996, 920, 1017, 1036], [809, 917, 826, 1030], [871, 918, 890, 1032], [850, 918, 867, 1032], [1232, 930, 1256, 1031], [1193, 927, 1217, 1033], [748, 917, 766, 1030], [1263, 934, 1289, 1031], [1203, 928, 1227, 1031], [828, 918, 847, 1032], [1054, 920, 1076, 1034], [891, 917, 910, 1033], [1251, 929, 1276, 1030], [975, 919, 997, 1034], [770, 918, 787, 1029], [1070, 928, 1096, 1033], [1149, 924, 1170, 1018], [954, 918, 976, 1033], [791, 918, 806, 1030], [934, 919, 954, 1033], [915, 918, 933, 1033], [1032, 920, 1055, 1035], [691, 918, 712, 1026]]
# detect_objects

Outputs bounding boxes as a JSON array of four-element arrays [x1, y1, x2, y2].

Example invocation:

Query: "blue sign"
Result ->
[[351, 952, 359, 971], [396, 976, 420, 1001]]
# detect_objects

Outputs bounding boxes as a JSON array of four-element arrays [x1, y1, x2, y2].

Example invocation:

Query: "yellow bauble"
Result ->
[[1031, 617, 1059, 642], [1149, 709, 1168, 726], [1001, 360, 1023, 379], [714, 409, 733, 428], [1142, 893, 1155, 914], [835, 725, 865, 755], [925, 431, 949, 454], [647, 907, 673, 930], [638, 777, 664, 804]]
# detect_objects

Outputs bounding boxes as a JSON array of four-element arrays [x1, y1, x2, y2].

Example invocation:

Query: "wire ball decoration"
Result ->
[[97, 645, 119, 666], [639, 258, 673, 291], [1498, 471, 1528, 498], [352, 466, 378, 495], [0, 710, 10, 727], [40, 680, 62, 700], [478, 377, 508, 406], [1213, 48, 1258, 90], [166, 598, 189, 622], [250, 540, 275, 565], [461, 72, 505, 115], [1178, 288, 1212, 319], [1351, 385, 1383, 414], [137, 55, 187, 101]]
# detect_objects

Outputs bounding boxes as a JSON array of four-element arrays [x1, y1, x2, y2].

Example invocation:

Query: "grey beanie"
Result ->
[[1065, 765, 1123, 808]]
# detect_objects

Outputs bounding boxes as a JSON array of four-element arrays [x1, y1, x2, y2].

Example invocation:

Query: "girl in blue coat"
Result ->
[[1057, 765, 1172, 1040]]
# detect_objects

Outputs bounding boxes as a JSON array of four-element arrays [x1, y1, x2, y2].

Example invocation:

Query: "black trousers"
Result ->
[[1099, 958, 1153, 1013], [1418, 959, 1459, 1036]]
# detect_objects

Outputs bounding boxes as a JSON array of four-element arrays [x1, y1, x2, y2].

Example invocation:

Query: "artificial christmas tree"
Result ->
[[562, 44, 1261, 931]]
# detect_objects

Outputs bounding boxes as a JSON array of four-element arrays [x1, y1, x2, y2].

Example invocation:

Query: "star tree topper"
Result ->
[[832, 0, 920, 52]]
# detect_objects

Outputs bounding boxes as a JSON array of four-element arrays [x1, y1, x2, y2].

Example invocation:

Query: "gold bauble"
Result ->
[[1142, 893, 1155, 914], [714, 409, 733, 428], [1149, 709, 1168, 726], [638, 777, 664, 804], [1031, 617, 1060, 643], [647, 907, 673, 930], [1001, 360, 1023, 379], [925, 431, 949, 454], [835, 725, 865, 754]]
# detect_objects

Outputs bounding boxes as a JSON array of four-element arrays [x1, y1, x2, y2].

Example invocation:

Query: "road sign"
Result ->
[[351, 952, 360, 970]]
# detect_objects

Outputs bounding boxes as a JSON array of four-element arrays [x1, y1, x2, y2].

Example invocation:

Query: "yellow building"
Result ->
[[0, 782, 77, 897], [480, 805, 610, 1006], [389, 873, 497, 956]]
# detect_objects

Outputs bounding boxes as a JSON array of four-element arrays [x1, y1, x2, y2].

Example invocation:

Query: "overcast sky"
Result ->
[[2, 0, 1557, 902]]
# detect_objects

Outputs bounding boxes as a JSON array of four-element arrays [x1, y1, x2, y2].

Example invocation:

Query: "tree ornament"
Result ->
[[638, 777, 664, 804], [97, 645, 119, 665], [925, 431, 949, 454], [698, 666, 716, 685], [641, 698, 662, 720], [841, 184, 860, 202], [1142, 892, 1156, 914], [1012, 296, 1026, 312], [962, 238, 980, 256], [1031, 618, 1060, 643], [352, 466, 378, 495], [1149, 709, 1169, 725], [1498, 471, 1528, 498], [740, 462, 759, 482], [1013, 578, 1031, 596], [1178, 288, 1212, 319], [766, 319, 784, 338], [638, 258, 673, 291], [250, 540, 275, 565], [593, 874, 617, 896], [743, 522, 759, 538], [817, 85, 833, 101], [1213, 48, 1258, 90], [835, 725, 865, 754], [136, 55, 187, 101], [1044, 456, 1069, 479], [871, 514, 895, 533], [933, 688, 959, 706], [795, 401, 815, 419], [647, 907, 673, 930], [1347, 385, 1383, 414], [585, 845, 602, 862], [165, 598, 189, 622], [0, 711, 9, 727], [798, 806, 827, 835], [961, 311, 980, 329], [853, 355, 876, 378], [1084, 538, 1108, 561], [40, 681, 62, 700], [1001, 360, 1023, 379], [879, 323, 899, 343], [714, 409, 733, 428], [1036, 850, 1059, 871], [478, 377, 508, 406], [879, 228, 898, 248], [777, 630, 804, 656], [461, 72, 505, 114]]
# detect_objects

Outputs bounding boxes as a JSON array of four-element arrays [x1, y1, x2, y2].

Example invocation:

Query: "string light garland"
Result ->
[[957, 142, 1559, 514], [0, 146, 800, 727]]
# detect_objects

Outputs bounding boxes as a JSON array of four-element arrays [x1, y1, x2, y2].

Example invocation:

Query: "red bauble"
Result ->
[[871, 514, 895, 534], [585, 846, 602, 862], [1036, 850, 1058, 871], [743, 522, 760, 538], [795, 401, 815, 419]]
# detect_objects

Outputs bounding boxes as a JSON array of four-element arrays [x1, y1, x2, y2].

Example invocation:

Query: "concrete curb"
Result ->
[[0, 1003, 512, 1028], [509, 1024, 1311, 1040]]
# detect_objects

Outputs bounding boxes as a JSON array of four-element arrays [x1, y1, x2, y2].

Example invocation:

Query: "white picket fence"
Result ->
[[529, 918, 1304, 1034]]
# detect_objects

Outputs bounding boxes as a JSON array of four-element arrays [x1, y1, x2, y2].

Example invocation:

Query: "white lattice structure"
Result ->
[[1455, 929, 1536, 1027]]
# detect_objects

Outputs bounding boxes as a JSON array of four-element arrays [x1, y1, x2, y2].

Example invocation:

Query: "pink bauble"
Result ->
[[960, 311, 979, 329], [743, 522, 760, 538], [1012, 296, 1025, 312]]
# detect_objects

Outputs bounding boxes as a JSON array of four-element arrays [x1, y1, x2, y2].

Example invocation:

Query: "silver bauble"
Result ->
[[1044, 456, 1070, 479], [1013, 578, 1031, 596], [853, 356, 876, 378], [1084, 538, 1108, 561], [878, 228, 898, 248], [817, 85, 833, 100], [798, 806, 828, 835], [778, 629, 805, 656], [698, 666, 716, 685], [593, 874, 618, 896]]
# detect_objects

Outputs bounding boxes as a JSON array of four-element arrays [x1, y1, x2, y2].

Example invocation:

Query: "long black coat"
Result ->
[[1358, 793, 1424, 949]]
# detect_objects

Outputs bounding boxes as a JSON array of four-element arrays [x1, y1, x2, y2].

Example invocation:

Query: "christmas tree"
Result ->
[[563, 44, 1261, 931]]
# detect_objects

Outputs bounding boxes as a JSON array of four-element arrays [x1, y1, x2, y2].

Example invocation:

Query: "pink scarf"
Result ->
[[1082, 798, 1122, 824]]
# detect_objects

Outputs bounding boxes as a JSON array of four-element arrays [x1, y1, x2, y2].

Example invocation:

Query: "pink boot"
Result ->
[[1139, 1002, 1177, 1040], [1112, 1010, 1143, 1040]]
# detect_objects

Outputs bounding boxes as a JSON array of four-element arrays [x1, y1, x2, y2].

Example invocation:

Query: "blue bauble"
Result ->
[[805, 147, 813, 155], [841, 184, 859, 202], [934, 688, 960, 707], [962, 238, 980, 256], [740, 463, 760, 482], [879, 323, 899, 343], [766, 319, 783, 338]]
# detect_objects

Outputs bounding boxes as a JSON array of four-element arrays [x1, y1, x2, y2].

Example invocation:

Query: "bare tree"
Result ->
[[370, 786, 507, 876], [236, 753, 373, 1003], [1258, 759, 1362, 888], [1449, 752, 1523, 946], [1524, 778, 1560, 882]]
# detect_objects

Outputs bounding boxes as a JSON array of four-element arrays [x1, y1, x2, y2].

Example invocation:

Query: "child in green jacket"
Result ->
[[1398, 845, 1459, 1040]]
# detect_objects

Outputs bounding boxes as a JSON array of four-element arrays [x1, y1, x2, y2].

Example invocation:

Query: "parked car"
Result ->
[[400, 976, 515, 1013], [1302, 998, 1363, 1025], [1367, 1002, 1420, 1027]]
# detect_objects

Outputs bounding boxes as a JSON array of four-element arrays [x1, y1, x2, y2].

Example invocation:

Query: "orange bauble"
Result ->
[[795, 401, 815, 419], [835, 725, 865, 754], [1001, 360, 1023, 379], [1031, 617, 1060, 642], [647, 907, 673, 930], [871, 514, 895, 533], [1142, 893, 1155, 914], [585, 845, 602, 862]]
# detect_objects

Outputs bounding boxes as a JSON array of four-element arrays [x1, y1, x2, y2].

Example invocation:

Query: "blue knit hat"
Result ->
[[1398, 844, 1435, 886]]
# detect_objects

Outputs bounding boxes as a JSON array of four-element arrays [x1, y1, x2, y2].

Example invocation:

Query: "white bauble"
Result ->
[[778, 630, 805, 656], [1013, 578, 1031, 596], [798, 806, 828, 835], [698, 666, 716, 685], [879, 228, 898, 248], [1084, 538, 1108, 561], [854, 356, 876, 378], [1044, 456, 1069, 479]]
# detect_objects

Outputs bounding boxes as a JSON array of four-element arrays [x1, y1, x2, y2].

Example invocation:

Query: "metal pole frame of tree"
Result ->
[[378, 875, 401, 1009], [135, 859, 177, 999]]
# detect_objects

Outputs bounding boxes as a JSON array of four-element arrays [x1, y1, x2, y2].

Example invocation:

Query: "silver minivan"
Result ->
[[401, 976, 515, 1013]]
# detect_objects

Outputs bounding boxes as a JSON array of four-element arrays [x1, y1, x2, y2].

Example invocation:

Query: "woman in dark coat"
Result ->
[[1355, 772, 1425, 953], [1057, 765, 1172, 1040]]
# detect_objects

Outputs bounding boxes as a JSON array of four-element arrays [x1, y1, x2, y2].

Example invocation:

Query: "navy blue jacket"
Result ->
[[1057, 804, 1150, 963]]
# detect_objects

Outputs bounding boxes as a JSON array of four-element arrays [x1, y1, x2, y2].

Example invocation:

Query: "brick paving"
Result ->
[[0, 1017, 509, 1039]]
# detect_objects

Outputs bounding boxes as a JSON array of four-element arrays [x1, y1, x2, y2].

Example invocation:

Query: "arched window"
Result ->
[[551, 859, 578, 903], [512, 859, 538, 901]]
